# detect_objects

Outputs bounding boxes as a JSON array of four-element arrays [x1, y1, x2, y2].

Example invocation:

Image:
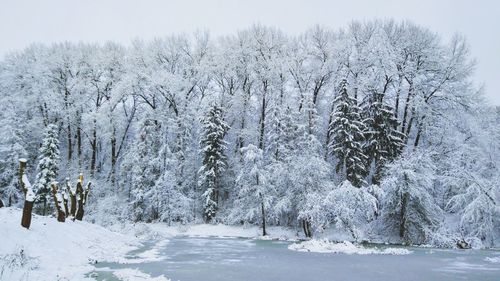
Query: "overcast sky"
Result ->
[[1, 0, 498, 104]]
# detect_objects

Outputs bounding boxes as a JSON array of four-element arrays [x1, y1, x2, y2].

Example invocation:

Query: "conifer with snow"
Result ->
[[361, 90, 405, 184], [198, 105, 230, 222], [34, 124, 61, 215], [328, 79, 368, 187]]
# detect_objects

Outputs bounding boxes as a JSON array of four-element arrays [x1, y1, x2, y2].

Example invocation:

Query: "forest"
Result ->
[[0, 20, 498, 248]]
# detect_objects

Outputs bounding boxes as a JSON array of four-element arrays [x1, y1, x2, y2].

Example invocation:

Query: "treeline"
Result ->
[[0, 20, 498, 247]]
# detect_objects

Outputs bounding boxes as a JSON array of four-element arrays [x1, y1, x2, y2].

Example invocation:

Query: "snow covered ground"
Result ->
[[288, 239, 412, 255], [106, 221, 302, 241], [0, 207, 168, 281]]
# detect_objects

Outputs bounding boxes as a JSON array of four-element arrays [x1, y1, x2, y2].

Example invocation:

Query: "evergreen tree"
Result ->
[[198, 105, 230, 222], [362, 90, 405, 184], [328, 79, 368, 187], [34, 124, 61, 215]]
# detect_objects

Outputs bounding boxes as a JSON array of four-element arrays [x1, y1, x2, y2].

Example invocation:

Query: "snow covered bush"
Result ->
[[0, 247, 39, 280], [317, 181, 378, 241]]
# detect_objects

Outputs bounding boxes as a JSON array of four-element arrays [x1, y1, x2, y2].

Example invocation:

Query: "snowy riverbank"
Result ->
[[0, 207, 167, 281]]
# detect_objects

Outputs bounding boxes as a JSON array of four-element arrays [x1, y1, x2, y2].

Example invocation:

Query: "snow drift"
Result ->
[[288, 239, 412, 255], [0, 207, 142, 280]]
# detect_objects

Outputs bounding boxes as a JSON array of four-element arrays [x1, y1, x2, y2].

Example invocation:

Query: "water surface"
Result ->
[[93, 236, 500, 281]]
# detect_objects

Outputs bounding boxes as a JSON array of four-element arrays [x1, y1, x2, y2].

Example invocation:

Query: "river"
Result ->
[[91, 236, 500, 281]]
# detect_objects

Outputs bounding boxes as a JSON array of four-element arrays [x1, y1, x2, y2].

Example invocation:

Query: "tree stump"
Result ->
[[51, 182, 66, 222], [19, 158, 35, 229], [75, 181, 84, 221], [66, 179, 77, 219]]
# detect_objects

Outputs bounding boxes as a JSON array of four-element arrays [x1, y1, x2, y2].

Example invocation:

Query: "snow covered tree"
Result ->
[[198, 105, 230, 222], [381, 150, 443, 244], [122, 118, 162, 222], [446, 175, 498, 247], [230, 144, 273, 235], [440, 107, 500, 247], [155, 162, 193, 225], [0, 21, 494, 247], [0, 124, 27, 207], [361, 90, 405, 184], [279, 134, 332, 237], [34, 124, 61, 215], [328, 79, 368, 187]]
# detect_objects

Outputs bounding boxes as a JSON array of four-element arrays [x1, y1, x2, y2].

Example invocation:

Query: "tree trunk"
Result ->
[[413, 117, 425, 148], [261, 201, 267, 236], [21, 200, 33, 229], [258, 80, 267, 150], [236, 78, 250, 156], [19, 159, 34, 229], [76, 200, 84, 221], [77, 119, 82, 168], [399, 192, 409, 242], [70, 194, 76, 218], [75, 181, 84, 221], [63, 194, 69, 217], [90, 121, 97, 176], [0, 199, 4, 208], [302, 220, 312, 238], [67, 122, 72, 162], [51, 182, 65, 222], [400, 82, 414, 134], [111, 127, 117, 187]]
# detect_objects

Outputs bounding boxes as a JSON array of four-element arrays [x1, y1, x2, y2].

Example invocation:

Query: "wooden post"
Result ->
[[19, 158, 34, 229], [51, 182, 65, 222]]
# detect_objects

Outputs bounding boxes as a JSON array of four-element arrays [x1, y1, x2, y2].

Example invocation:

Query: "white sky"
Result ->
[[0, 0, 498, 104]]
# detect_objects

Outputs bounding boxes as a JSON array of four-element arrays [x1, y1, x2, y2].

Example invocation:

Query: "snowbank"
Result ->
[[485, 256, 500, 263], [113, 268, 170, 281], [0, 207, 142, 280], [115, 222, 301, 241], [288, 239, 412, 255]]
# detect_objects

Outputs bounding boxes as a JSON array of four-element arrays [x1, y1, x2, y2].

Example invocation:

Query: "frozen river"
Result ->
[[92, 236, 500, 281]]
